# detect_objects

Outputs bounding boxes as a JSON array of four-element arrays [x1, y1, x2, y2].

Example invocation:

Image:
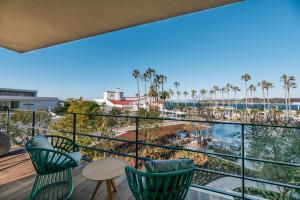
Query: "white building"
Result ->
[[94, 88, 164, 111], [0, 88, 59, 110]]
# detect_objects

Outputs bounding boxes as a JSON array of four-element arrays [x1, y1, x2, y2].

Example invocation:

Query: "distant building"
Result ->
[[0, 88, 58, 110], [94, 88, 164, 111]]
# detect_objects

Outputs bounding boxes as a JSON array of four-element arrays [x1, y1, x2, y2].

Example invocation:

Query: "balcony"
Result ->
[[0, 109, 300, 200]]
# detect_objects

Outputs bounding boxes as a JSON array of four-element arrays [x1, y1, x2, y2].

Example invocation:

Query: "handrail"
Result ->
[[2, 108, 300, 199]]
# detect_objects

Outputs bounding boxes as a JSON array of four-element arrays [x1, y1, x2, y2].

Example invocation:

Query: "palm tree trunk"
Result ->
[[284, 87, 288, 116], [262, 88, 266, 110], [144, 81, 147, 110], [288, 88, 291, 116], [185, 96, 187, 111], [245, 82, 248, 109], [267, 89, 270, 110], [222, 92, 224, 107], [137, 79, 140, 111]]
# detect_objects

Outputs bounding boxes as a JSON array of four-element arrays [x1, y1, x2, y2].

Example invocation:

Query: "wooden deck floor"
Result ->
[[0, 147, 35, 185], [0, 149, 232, 200]]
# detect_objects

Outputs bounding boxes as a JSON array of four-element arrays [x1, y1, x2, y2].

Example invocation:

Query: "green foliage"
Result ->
[[297, 109, 300, 116], [52, 101, 69, 115], [50, 99, 115, 159], [247, 125, 300, 198]]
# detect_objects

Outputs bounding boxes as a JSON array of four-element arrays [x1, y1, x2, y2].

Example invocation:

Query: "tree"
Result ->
[[183, 91, 189, 111], [264, 81, 274, 110], [51, 99, 114, 158], [209, 89, 214, 106], [241, 73, 251, 109], [221, 87, 226, 107], [169, 89, 174, 101], [191, 89, 197, 110], [258, 81, 267, 110], [212, 86, 219, 105], [248, 84, 257, 106], [231, 86, 241, 110], [142, 72, 148, 109], [279, 74, 296, 116], [285, 76, 297, 116], [174, 81, 180, 111], [199, 89, 207, 108], [157, 74, 167, 114], [281, 74, 289, 114], [225, 83, 231, 106], [146, 68, 156, 107], [247, 125, 300, 199], [132, 69, 141, 111]]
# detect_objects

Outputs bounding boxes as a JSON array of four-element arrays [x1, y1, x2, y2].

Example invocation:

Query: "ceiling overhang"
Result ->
[[0, 0, 241, 52]]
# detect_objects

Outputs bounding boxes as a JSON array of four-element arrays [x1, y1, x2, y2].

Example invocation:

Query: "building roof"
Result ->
[[0, 96, 58, 101], [0, 88, 37, 93], [109, 100, 136, 105], [0, 0, 240, 52]]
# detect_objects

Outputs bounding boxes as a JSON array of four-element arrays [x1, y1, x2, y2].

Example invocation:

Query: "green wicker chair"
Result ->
[[125, 163, 195, 200], [25, 135, 81, 200]]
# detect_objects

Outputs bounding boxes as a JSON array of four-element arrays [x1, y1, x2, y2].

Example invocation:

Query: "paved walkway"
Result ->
[[206, 176, 280, 194]]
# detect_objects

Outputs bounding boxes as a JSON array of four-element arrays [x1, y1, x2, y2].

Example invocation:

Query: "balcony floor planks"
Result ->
[[0, 149, 231, 200]]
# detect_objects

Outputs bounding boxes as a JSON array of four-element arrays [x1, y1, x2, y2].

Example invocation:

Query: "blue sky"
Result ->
[[0, 0, 300, 100]]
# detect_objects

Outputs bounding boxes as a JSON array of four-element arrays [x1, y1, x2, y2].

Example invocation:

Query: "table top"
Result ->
[[82, 157, 127, 181]]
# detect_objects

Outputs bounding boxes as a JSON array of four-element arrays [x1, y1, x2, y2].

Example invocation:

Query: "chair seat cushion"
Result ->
[[31, 134, 54, 150], [53, 151, 82, 166], [144, 159, 194, 173], [68, 151, 82, 165]]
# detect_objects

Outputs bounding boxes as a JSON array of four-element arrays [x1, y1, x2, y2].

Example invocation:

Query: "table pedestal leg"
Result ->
[[91, 181, 101, 200], [106, 180, 113, 200], [111, 179, 117, 192]]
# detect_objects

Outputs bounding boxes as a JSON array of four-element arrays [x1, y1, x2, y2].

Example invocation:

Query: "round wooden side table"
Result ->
[[82, 157, 127, 200]]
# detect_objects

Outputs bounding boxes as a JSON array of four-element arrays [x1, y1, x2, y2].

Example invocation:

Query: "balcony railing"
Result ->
[[1, 108, 300, 200]]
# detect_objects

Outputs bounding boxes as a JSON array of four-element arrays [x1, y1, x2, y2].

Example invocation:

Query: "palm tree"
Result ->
[[174, 81, 180, 111], [248, 84, 256, 106], [200, 89, 207, 108], [132, 69, 141, 110], [191, 89, 197, 110], [169, 89, 174, 100], [264, 82, 274, 110], [241, 73, 251, 109], [153, 75, 160, 101], [158, 74, 167, 99], [142, 72, 148, 108], [146, 68, 156, 106], [209, 89, 214, 106], [225, 83, 231, 106], [183, 91, 189, 111], [281, 74, 289, 113], [231, 86, 241, 110], [212, 86, 219, 105], [287, 76, 297, 114], [221, 87, 226, 107], [258, 81, 267, 110]]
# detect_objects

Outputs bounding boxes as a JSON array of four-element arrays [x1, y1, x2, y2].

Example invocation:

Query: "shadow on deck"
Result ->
[[0, 149, 231, 200]]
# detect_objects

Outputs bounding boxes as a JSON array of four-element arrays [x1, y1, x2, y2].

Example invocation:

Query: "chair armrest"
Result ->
[[28, 147, 78, 175], [45, 135, 79, 153]]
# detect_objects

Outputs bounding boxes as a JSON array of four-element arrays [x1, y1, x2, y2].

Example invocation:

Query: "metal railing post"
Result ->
[[135, 117, 139, 169], [73, 113, 77, 151], [241, 124, 245, 199], [6, 108, 10, 135], [32, 110, 36, 137]]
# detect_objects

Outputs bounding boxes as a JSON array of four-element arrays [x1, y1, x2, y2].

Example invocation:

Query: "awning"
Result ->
[[0, 0, 241, 52]]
